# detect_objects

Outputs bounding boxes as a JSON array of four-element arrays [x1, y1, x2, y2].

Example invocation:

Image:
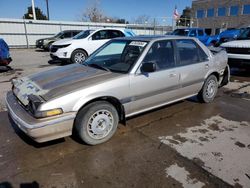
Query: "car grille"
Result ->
[[225, 47, 250, 55]]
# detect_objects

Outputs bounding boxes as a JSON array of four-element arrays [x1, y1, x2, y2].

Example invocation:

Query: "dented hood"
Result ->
[[13, 64, 119, 105]]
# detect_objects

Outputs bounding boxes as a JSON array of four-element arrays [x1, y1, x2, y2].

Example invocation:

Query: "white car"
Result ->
[[50, 28, 135, 64], [221, 27, 250, 69]]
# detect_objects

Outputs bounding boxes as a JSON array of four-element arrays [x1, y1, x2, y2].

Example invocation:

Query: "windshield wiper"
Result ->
[[88, 63, 110, 72]]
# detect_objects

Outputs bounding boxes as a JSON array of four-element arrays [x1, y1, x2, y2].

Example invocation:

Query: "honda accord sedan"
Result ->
[[6, 36, 229, 145]]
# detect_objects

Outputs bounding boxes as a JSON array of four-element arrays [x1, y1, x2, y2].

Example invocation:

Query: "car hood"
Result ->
[[221, 40, 250, 48], [52, 38, 73, 45], [12, 64, 120, 105]]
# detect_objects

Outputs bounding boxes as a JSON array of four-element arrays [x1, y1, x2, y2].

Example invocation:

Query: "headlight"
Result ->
[[34, 108, 63, 118], [28, 94, 63, 118], [54, 44, 71, 49]]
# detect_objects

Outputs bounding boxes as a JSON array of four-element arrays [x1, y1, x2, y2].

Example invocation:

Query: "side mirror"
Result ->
[[60, 35, 64, 39], [141, 62, 156, 73]]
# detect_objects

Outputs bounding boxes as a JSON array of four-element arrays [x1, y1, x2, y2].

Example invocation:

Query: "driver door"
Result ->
[[128, 40, 180, 115]]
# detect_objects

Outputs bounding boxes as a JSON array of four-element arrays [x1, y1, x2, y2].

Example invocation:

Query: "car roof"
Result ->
[[113, 35, 195, 42]]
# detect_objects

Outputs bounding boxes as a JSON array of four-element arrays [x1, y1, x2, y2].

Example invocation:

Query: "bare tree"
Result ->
[[133, 15, 150, 24], [81, 0, 105, 22]]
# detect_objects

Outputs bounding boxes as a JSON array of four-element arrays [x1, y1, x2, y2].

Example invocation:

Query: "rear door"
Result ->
[[129, 40, 180, 115], [175, 39, 210, 97]]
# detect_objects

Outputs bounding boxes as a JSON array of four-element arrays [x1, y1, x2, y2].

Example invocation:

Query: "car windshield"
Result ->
[[73, 30, 94, 39], [172, 29, 189, 36], [237, 28, 250, 40], [54, 31, 64, 38], [84, 40, 148, 73]]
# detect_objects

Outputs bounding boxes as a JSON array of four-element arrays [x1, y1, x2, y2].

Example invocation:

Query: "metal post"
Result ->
[[23, 19, 29, 48], [46, 0, 50, 20], [153, 18, 156, 35], [31, 0, 36, 20]]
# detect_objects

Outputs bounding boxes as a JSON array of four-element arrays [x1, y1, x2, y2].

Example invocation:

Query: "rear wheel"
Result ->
[[71, 49, 87, 64], [75, 101, 119, 145], [198, 75, 218, 103]]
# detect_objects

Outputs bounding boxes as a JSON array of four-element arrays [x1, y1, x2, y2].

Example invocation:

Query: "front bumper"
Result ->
[[6, 91, 76, 143], [227, 53, 250, 68]]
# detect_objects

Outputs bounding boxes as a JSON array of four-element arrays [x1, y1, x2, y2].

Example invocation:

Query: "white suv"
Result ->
[[50, 28, 135, 64], [221, 27, 250, 69]]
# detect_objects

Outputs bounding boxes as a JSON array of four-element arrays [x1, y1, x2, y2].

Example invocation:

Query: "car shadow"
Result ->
[[230, 67, 250, 77], [48, 59, 71, 66], [8, 114, 65, 148], [35, 49, 48, 52]]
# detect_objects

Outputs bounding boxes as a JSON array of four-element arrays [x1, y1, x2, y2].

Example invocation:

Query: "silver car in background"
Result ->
[[6, 36, 229, 145]]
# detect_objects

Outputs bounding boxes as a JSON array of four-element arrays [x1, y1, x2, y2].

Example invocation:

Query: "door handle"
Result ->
[[169, 73, 177, 77]]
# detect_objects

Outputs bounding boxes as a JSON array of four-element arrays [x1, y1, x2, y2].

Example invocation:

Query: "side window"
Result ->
[[62, 32, 72, 38], [143, 40, 175, 71], [176, 39, 200, 66], [198, 30, 204, 36], [92, 30, 109, 40], [189, 30, 197, 37], [73, 31, 80, 37], [109, 30, 125, 39]]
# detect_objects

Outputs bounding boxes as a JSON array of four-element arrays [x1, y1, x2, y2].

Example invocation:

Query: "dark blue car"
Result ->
[[0, 38, 12, 66]]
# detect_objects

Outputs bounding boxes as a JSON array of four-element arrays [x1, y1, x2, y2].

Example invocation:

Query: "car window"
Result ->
[[92, 30, 109, 40], [143, 40, 175, 71], [108, 30, 125, 39], [62, 32, 72, 38], [198, 30, 204, 36], [84, 40, 148, 73], [189, 30, 196, 37], [176, 39, 200, 66], [72, 31, 79, 37]]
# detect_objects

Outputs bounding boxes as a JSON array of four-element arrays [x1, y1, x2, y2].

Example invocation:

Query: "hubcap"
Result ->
[[87, 110, 114, 140], [74, 52, 85, 63], [205, 80, 216, 98]]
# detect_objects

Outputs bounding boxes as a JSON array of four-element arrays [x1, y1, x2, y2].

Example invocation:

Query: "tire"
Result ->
[[75, 101, 119, 145], [71, 49, 87, 64], [198, 75, 218, 103]]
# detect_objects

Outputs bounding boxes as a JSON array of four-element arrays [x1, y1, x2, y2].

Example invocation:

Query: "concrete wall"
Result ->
[[0, 18, 169, 48], [192, 0, 250, 34]]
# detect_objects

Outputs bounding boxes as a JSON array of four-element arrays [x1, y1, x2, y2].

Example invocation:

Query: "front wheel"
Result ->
[[75, 101, 119, 145], [71, 49, 87, 64], [198, 75, 218, 103]]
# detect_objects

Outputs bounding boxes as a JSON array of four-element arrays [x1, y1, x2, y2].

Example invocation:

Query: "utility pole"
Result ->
[[46, 0, 50, 20], [31, 0, 36, 20]]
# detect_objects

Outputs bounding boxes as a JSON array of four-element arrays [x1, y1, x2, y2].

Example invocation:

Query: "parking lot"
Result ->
[[0, 49, 250, 188]]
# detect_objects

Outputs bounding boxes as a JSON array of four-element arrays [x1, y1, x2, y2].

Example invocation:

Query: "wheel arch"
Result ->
[[75, 96, 126, 125], [71, 48, 89, 57]]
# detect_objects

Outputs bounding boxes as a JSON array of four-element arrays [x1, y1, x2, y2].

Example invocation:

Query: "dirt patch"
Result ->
[[197, 129, 209, 134], [208, 124, 222, 132], [172, 135, 188, 143], [199, 137, 209, 142], [234, 141, 246, 148]]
